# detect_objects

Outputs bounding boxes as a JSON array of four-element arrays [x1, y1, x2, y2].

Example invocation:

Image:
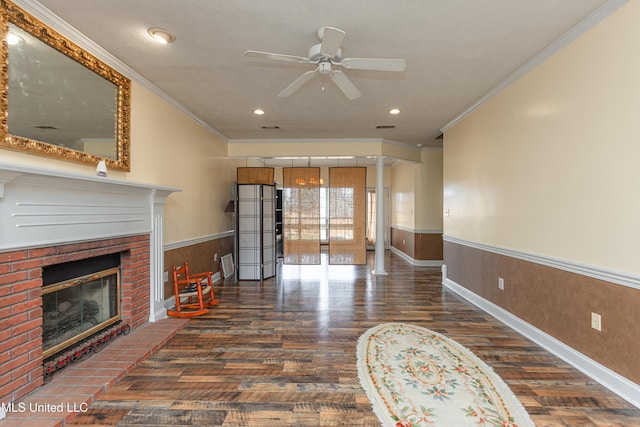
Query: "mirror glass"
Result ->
[[1, 0, 131, 171], [8, 24, 118, 158]]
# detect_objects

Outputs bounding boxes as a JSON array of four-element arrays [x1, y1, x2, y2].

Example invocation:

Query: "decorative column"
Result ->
[[149, 188, 178, 322], [373, 156, 388, 275]]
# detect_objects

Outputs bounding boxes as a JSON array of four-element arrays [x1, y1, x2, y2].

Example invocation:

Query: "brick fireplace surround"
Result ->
[[1, 235, 151, 402], [0, 162, 181, 423]]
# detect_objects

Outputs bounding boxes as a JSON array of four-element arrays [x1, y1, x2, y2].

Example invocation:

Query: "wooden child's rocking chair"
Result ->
[[167, 262, 219, 317]]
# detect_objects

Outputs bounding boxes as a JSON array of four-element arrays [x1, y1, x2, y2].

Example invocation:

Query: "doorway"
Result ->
[[283, 167, 370, 265], [366, 187, 390, 250]]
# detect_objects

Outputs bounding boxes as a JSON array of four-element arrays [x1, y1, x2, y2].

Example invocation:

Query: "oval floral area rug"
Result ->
[[357, 323, 535, 427]]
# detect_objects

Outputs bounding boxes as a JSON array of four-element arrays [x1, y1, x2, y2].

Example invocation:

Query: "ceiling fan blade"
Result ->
[[244, 50, 308, 64], [320, 27, 345, 57], [277, 70, 318, 97], [341, 58, 406, 72], [330, 70, 361, 100]]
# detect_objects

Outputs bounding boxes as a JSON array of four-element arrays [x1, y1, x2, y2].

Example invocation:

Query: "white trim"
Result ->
[[390, 246, 443, 267], [0, 162, 180, 325], [11, 0, 228, 142], [164, 230, 234, 251], [443, 235, 640, 291], [228, 138, 405, 145], [228, 138, 422, 155], [440, 0, 629, 133], [229, 138, 385, 145], [391, 225, 443, 234], [441, 270, 640, 409]]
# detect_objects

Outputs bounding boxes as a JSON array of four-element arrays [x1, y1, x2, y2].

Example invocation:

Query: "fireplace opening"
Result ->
[[42, 253, 121, 359]]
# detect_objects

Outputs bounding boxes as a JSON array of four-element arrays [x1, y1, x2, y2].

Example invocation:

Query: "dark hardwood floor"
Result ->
[[69, 251, 640, 426]]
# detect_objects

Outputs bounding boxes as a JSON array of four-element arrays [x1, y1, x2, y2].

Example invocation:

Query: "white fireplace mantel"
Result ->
[[0, 162, 181, 322]]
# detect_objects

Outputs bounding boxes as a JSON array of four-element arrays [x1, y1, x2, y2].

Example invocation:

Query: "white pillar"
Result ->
[[149, 189, 174, 322], [373, 156, 388, 275]]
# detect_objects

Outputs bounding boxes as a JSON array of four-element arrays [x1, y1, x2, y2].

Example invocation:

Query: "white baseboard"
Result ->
[[151, 305, 168, 322], [441, 267, 640, 409], [390, 245, 443, 267]]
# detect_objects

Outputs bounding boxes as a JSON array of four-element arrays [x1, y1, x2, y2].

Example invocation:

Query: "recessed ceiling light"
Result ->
[[389, 108, 401, 115], [147, 27, 175, 44], [254, 109, 265, 115]]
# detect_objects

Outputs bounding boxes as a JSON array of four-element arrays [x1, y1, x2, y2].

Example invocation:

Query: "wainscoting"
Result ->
[[390, 226, 443, 266], [443, 236, 640, 406], [163, 232, 235, 299]]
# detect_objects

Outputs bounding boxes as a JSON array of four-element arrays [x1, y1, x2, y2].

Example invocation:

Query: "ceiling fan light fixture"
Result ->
[[147, 27, 175, 44], [318, 62, 332, 75]]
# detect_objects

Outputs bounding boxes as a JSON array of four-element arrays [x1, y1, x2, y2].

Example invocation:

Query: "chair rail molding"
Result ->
[[443, 235, 640, 291]]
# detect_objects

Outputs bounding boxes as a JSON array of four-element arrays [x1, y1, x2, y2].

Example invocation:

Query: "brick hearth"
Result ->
[[1, 162, 180, 421], [1, 317, 187, 426]]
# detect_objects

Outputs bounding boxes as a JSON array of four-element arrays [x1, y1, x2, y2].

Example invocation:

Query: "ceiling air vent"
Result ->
[[33, 125, 58, 129], [376, 125, 396, 129], [261, 125, 280, 130]]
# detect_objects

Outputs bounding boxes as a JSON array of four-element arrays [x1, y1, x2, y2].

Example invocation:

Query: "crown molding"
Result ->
[[11, 0, 228, 142], [440, 0, 629, 134]]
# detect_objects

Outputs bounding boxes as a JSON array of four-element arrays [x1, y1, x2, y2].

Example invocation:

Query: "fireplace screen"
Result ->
[[42, 267, 120, 358]]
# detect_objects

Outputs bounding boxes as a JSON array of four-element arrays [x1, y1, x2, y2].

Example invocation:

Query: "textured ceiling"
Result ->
[[16, 0, 619, 152]]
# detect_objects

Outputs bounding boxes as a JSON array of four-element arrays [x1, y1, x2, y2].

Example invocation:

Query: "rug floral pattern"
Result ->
[[357, 323, 535, 427]]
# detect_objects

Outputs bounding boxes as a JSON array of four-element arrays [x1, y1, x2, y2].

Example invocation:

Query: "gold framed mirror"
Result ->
[[0, 0, 131, 171]]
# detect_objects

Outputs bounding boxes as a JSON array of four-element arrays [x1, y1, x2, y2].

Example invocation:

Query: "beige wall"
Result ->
[[390, 150, 443, 262], [390, 161, 415, 229], [415, 149, 443, 231], [128, 83, 238, 244], [444, 1, 640, 275], [390, 151, 443, 232]]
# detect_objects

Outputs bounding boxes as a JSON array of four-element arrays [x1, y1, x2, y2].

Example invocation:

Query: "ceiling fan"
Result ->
[[244, 26, 406, 100]]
